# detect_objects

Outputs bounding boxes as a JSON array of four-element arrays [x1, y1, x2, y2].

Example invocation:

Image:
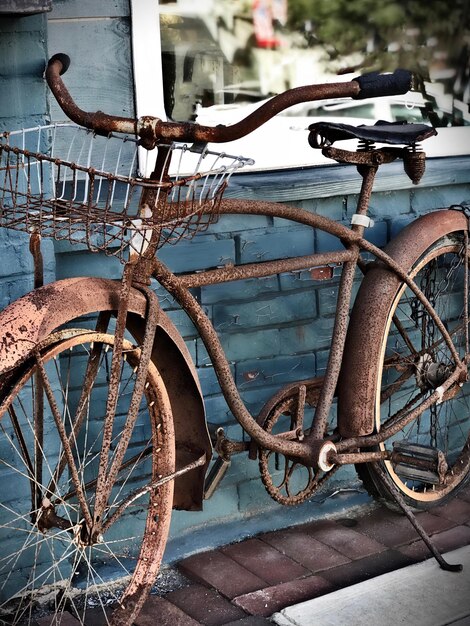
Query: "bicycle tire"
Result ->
[[355, 231, 470, 509], [0, 330, 175, 625]]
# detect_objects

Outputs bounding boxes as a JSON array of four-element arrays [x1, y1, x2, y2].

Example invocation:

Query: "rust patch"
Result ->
[[311, 266, 334, 281]]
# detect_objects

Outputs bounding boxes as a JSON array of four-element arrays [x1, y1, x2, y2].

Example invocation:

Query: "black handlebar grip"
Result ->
[[47, 53, 71, 75], [352, 69, 413, 100]]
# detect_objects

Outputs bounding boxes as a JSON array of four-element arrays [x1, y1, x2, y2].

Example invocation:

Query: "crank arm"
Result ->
[[101, 453, 206, 532], [204, 456, 231, 500]]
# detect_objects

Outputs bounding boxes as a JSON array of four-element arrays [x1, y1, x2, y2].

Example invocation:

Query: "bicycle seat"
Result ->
[[308, 120, 437, 147]]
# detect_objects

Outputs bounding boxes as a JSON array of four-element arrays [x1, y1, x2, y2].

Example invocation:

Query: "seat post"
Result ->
[[351, 163, 378, 236]]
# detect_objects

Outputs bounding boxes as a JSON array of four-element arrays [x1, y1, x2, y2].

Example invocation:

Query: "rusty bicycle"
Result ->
[[0, 53, 469, 625]]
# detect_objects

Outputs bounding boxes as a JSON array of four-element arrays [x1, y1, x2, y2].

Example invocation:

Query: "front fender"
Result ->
[[0, 277, 211, 510]]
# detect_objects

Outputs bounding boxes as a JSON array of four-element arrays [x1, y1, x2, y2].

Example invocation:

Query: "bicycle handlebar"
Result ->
[[353, 69, 413, 100], [46, 54, 413, 149]]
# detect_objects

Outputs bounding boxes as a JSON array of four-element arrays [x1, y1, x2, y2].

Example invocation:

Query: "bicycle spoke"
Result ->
[[6, 406, 35, 500], [0, 331, 174, 624], [47, 341, 105, 498], [34, 351, 94, 531]]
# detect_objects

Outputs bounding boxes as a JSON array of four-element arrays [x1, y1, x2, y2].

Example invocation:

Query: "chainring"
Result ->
[[258, 382, 331, 505]]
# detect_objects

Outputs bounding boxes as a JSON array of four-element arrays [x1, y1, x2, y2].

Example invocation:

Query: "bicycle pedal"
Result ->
[[391, 440, 448, 485], [204, 455, 231, 500]]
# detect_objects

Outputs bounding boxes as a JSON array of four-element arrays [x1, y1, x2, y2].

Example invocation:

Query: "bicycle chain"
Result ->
[[417, 245, 464, 448], [257, 389, 337, 506], [258, 446, 339, 506], [424, 260, 439, 447]]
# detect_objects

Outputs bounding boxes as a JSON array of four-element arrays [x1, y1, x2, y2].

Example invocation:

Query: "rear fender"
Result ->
[[0, 277, 211, 510], [337, 209, 468, 438]]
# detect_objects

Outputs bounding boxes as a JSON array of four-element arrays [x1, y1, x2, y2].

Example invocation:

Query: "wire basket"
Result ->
[[0, 123, 253, 262]]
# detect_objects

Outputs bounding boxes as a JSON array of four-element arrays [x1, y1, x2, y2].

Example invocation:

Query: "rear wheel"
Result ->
[[0, 331, 175, 625], [360, 232, 470, 509]]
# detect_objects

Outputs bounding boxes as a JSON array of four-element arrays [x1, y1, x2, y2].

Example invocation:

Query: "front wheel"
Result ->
[[0, 331, 175, 625], [358, 231, 470, 509]]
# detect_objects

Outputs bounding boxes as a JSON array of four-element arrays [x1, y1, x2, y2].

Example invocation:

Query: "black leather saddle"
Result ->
[[308, 120, 437, 147]]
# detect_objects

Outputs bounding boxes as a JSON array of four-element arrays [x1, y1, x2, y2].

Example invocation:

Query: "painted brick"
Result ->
[[55, 251, 122, 279], [278, 195, 346, 222], [388, 215, 415, 239], [0, 276, 34, 309], [238, 384, 284, 418], [239, 228, 314, 264], [411, 184, 470, 214], [169, 482, 240, 539], [317, 277, 361, 317], [159, 235, 235, 273], [214, 290, 316, 332], [0, 14, 46, 32], [201, 275, 279, 305], [279, 269, 320, 290], [204, 393, 233, 425], [197, 328, 280, 365], [279, 318, 335, 355], [0, 77, 47, 119], [152, 283, 180, 309], [4, 2, 470, 588], [203, 383, 280, 427], [238, 475, 279, 513], [0, 113, 47, 133], [315, 195, 347, 220], [237, 469, 363, 520], [165, 308, 197, 338], [0, 240, 33, 278], [316, 219, 388, 253], [315, 224, 346, 253], [222, 422, 246, 442], [197, 365, 224, 397], [0, 33, 46, 76], [346, 189, 411, 220], [220, 448, 265, 486], [56, 237, 231, 278], [236, 353, 316, 390], [185, 338, 197, 364], [206, 213, 271, 234], [367, 188, 412, 217], [364, 221, 388, 248]]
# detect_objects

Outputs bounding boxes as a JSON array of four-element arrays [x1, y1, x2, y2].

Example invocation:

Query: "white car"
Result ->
[[193, 91, 468, 171]]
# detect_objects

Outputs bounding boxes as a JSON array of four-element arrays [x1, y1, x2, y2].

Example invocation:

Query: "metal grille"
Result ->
[[0, 124, 253, 262]]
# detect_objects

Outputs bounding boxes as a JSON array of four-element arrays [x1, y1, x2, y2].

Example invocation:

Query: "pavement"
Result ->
[[272, 544, 470, 626], [137, 484, 470, 626]]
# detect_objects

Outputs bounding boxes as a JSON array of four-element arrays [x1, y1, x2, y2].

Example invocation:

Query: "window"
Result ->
[[131, 0, 470, 169]]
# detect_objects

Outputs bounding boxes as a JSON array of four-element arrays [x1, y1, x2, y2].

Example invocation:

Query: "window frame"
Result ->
[[131, 0, 470, 174]]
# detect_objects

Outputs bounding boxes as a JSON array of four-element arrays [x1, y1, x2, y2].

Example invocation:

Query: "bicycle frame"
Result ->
[[130, 159, 469, 472]]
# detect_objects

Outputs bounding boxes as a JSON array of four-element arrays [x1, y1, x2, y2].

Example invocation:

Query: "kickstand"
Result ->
[[374, 463, 462, 572]]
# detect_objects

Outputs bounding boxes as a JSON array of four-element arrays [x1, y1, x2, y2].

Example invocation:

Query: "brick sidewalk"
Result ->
[[136, 486, 470, 626]]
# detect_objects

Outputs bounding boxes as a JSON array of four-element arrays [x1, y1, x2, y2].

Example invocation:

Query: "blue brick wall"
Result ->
[[0, 14, 55, 306]]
